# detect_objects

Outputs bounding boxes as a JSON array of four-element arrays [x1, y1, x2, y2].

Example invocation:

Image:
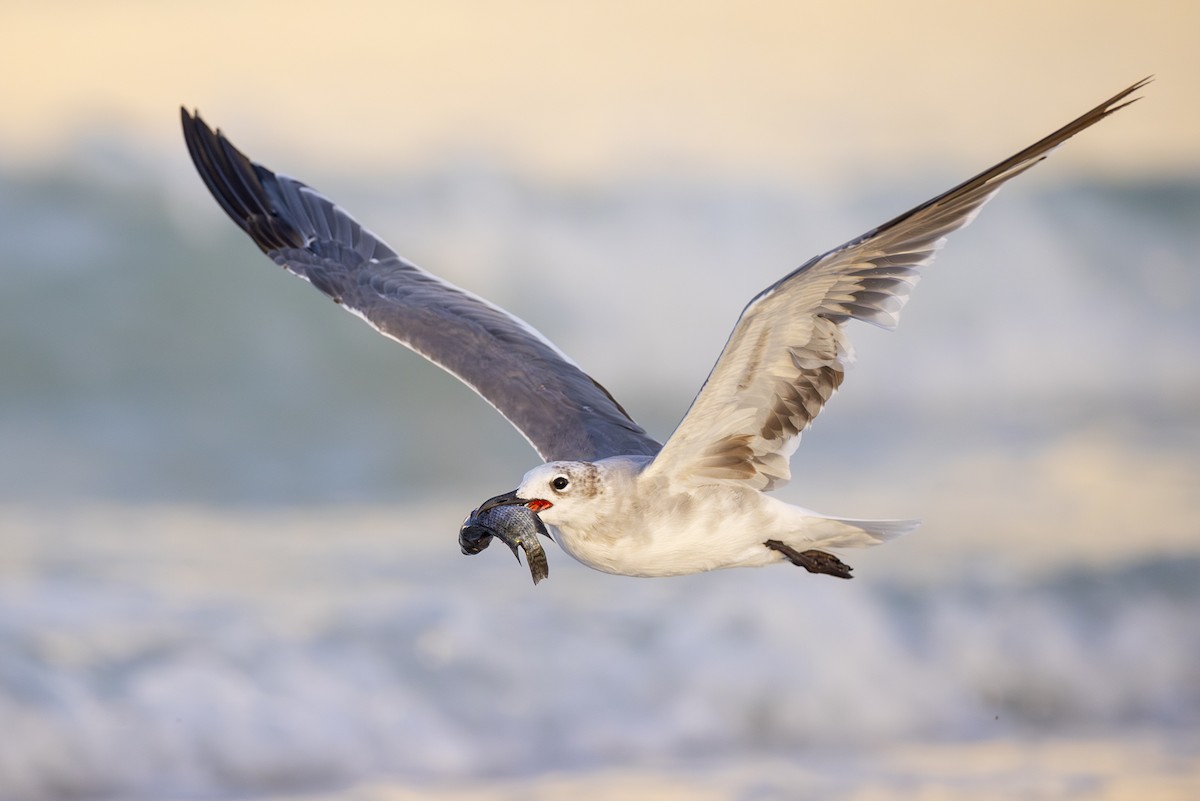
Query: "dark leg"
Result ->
[[764, 540, 853, 579]]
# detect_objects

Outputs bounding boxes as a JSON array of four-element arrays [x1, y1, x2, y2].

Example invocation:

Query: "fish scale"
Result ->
[[460, 503, 551, 585]]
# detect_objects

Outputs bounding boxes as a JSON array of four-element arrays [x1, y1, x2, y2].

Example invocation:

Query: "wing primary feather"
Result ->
[[827, 78, 1149, 263]]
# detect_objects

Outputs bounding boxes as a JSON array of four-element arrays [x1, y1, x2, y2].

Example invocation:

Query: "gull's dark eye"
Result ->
[[551, 476, 569, 492]]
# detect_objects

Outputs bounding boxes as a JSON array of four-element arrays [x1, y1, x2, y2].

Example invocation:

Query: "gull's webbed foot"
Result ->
[[764, 540, 853, 579]]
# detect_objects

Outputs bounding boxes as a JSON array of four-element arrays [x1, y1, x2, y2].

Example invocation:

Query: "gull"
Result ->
[[181, 79, 1146, 580]]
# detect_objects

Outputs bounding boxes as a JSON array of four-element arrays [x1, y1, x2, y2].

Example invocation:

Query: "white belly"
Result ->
[[547, 493, 790, 577]]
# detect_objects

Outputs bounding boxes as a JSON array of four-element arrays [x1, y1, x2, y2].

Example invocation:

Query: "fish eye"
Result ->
[[551, 476, 569, 492]]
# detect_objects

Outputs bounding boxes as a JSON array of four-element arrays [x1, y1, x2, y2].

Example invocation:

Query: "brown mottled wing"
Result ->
[[181, 109, 661, 463], [645, 79, 1148, 491]]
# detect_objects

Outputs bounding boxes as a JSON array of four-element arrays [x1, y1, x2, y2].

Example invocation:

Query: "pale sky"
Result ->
[[2, 0, 1196, 183]]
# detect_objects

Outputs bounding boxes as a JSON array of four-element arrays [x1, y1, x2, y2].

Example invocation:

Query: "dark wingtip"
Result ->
[[827, 77, 1155, 259], [179, 107, 306, 254], [1090, 75, 1153, 120]]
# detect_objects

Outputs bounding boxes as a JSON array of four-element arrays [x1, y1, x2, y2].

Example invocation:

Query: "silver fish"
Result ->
[[459, 503, 551, 585]]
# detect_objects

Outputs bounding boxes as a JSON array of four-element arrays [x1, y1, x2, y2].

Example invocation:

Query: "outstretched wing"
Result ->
[[645, 79, 1148, 491], [181, 110, 661, 463]]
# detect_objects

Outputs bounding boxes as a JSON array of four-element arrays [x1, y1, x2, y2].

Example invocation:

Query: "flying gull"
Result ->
[[181, 79, 1146, 580]]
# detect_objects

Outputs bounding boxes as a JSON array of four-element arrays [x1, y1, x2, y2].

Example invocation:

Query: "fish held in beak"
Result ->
[[459, 494, 552, 585]]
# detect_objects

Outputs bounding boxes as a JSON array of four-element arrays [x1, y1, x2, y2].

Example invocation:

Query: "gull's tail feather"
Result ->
[[765, 514, 917, 578], [799, 514, 920, 549]]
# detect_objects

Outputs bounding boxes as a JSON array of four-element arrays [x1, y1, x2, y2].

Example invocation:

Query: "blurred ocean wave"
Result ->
[[0, 504, 1197, 800], [1, 157, 1196, 506]]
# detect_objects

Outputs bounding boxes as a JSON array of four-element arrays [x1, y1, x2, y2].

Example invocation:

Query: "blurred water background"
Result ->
[[3, 2, 1200, 798], [2, 139, 1198, 800]]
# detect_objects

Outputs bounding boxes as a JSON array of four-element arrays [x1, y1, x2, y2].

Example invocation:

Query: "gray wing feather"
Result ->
[[645, 79, 1149, 491], [181, 109, 660, 463]]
